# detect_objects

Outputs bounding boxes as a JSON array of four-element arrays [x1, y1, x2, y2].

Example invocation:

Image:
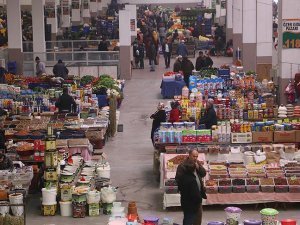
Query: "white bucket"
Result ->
[[87, 191, 101, 204], [59, 201, 72, 217], [0, 201, 9, 216], [42, 188, 57, 205], [244, 151, 255, 165], [9, 193, 23, 216], [97, 163, 111, 179]]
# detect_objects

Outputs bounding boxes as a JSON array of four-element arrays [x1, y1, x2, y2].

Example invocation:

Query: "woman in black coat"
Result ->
[[150, 102, 166, 145]]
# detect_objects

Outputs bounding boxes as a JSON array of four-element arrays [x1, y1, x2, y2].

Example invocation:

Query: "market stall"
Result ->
[[160, 72, 186, 99], [155, 67, 300, 208]]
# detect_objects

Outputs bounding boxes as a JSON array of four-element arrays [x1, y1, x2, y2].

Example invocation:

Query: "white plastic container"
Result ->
[[97, 163, 111, 179], [244, 151, 255, 165], [9, 193, 24, 216], [0, 201, 9, 216], [59, 201, 72, 217], [87, 190, 101, 204], [42, 188, 57, 205]]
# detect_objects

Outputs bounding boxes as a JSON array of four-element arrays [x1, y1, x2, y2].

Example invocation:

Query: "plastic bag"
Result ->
[[100, 186, 117, 203]]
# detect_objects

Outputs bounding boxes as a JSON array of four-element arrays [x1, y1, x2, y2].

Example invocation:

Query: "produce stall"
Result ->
[[154, 67, 300, 208], [160, 72, 186, 99]]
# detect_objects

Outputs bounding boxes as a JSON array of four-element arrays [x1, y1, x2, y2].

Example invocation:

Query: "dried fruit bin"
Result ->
[[164, 179, 177, 187], [205, 180, 218, 194], [209, 174, 229, 179], [260, 178, 275, 193], [246, 179, 260, 193], [218, 179, 232, 193], [274, 177, 288, 193], [287, 177, 300, 193], [232, 179, 246, 193]]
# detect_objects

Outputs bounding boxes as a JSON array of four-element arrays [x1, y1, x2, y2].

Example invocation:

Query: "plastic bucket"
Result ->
[[60, 201, 72, 217], [87, 191, 101, 204], [244, 220, 262, 225], [97, 164, 111, 179], [9, 193, 23, 216], [244, 151, 255, 165], [0, 201, 9, 216], [281, 220, 297, 225], [42, 188, 57, 205]]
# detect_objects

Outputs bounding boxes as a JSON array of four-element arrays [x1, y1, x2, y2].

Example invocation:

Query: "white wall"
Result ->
[[256, 0, 272, 57], [242, 0, 256, 44]]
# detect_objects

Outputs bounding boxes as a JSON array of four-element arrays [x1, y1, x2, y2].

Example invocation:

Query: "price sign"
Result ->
[[277, 120, 283, 124], [283, 19, 300, 48], [284, 118, 289, 123]]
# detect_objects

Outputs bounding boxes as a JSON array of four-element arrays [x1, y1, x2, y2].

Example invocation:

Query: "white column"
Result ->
[[232, 0, 243, 61], [215, 2, 221, 24], [71, 0, 81, 25], [242, 0, 257, 71], [32, 0, 46, 59], [278, 0, 300, 104], [125, 5, 137, 38], [7, 0, 23, 73], [256, 0, 273, 64], [226, 0, 233, 41], [119, 10, 132, 80]]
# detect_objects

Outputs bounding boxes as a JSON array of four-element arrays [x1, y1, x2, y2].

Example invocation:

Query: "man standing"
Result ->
[[162, 39, 172, 69], [176, 150, 207, 225], [204, 53, 214, 68], [195, 51, 206, 71], [55, 87, 77, 113], [53, 59, 69, 80], [35, 57, 46, 76], [137, 42, 145, 69], [199, 99, 217, 129], [148, 40, 157, 72]]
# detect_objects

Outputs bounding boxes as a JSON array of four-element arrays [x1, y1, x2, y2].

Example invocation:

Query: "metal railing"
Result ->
[[23, 39, 118, 53], [23, 51, 120, 77]]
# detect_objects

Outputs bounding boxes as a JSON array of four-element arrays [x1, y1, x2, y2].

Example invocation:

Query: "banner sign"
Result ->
[[282, 19, 300, 48]]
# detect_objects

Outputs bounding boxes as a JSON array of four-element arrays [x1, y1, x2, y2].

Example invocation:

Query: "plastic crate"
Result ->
[[288, 185, 300, 193], [275, 185, 289, 193], [261, 185, 274, 192], [218, 186, 232, 193], [206, 186, 218, 194], [246, 185, 260, 193], [164, 186, 178, 194], [232, 185, 246, 193]]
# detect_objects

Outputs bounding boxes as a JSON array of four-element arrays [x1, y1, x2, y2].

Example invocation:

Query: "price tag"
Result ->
[[292, 119, 298, 123], [284, 118, 289, 123], [277, 120, 283, 124]]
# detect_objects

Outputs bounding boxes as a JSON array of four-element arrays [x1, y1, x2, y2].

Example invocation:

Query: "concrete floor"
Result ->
[[27, 55, 300, 225]]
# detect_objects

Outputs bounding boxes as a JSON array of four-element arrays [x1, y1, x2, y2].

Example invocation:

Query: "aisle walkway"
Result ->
[[28, 55, 300, 225]]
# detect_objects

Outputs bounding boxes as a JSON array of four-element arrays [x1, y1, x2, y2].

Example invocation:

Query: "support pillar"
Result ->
[[32, 0, 46, 62], [242, 0, 256, 72], [256, 0, 272, 80], [232, 0, 242, 62], [119, 10, 132, 80], [7, 0, 23, 74], [278, 0, 300, 104], [226, 0, 233, 42]]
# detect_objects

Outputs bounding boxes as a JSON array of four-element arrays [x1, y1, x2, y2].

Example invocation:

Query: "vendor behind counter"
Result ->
[[0, 153, 13, 171], [55, 87, 77, 113]]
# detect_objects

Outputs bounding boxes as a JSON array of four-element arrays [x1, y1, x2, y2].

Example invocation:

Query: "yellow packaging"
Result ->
[[46, 140, 56, 150]]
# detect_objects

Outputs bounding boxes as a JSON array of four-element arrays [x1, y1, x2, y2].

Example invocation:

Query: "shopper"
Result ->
[[175, 149, 207, 225], [172, 29, 179, 42], [158, 24, 167, 47], [98, 38, 109, 51], [137, 42, 145, 69], [55, 87, 77, 113], [181, 56, 194, 86], [204, 53, 214, 68], [0, 64, 7, 84], [173, 55, 183, 73], [53, 59, 69, 80], [35, 56, 46, 76], [150, 102, 166, 145], [133, 38, 140, 69], [176, 39, 188, 57], [0, 153, 13, 171], [162, 39, 172, 69], [148, 40, 157, 72], [169, 101, 180, 123], [195, 51, 206, 71], [199, 99, 217, 129], [167, 18, 174, 29]]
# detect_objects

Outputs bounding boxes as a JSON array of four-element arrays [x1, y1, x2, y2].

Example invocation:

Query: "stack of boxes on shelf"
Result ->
[[42, 124, 58, 216]]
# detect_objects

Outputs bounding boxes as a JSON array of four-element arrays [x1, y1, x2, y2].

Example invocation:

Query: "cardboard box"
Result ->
[[252, 131, 273, 143], [231, 132, 252, 144], [296, 130, 300, 142], [274, 131, 296, 143]]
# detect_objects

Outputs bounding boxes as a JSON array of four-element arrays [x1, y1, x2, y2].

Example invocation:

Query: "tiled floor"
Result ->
[[26, 55, 300, 225]]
